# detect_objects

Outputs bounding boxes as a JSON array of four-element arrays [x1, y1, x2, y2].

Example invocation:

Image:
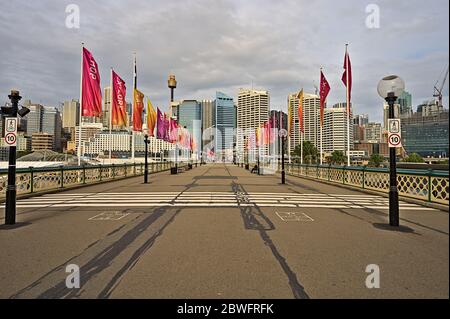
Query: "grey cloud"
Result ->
[[0, 0, 448, 123]]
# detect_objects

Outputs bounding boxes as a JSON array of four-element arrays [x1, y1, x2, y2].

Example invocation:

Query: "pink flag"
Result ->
[[81, 47, 102, 117]]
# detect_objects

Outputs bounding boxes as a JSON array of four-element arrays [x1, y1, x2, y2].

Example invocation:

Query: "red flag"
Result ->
[[341, 48, 352, 115], [319, 70, 330, 127], [111, 70, 127, 127], [81, 47, 102, 117]]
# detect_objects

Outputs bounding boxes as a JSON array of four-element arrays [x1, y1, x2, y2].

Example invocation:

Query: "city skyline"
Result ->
[[0, 0, 448, 123]]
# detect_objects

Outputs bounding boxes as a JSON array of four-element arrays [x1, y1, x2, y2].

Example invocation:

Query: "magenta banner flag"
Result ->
[[157, 108, 165, 140], [82, 47, 102, 117]]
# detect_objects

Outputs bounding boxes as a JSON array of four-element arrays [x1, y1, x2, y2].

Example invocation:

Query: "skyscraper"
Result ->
[[302, 93, 321, 149], [62, 99, 80, 129], [397, 91, 412, 117], [200, 99, 215, 154], [215, 92, 236, 161], [172, 100, 202, 158], [26, 104, 44, 136], [236, 89, 270, 159], [323, 106, 354, 154], [287, 93, 300, 154]]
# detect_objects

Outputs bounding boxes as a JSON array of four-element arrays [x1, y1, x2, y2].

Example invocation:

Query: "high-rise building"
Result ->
[[200, 99, 215, 153], [365, 122, 382, 143], [353, 114, 369, 126], [397, 91, 412, 117], [287, 93, 300, 154], [303, 93, 321, 149], [215, 92, 236, 160], [172, 100, 202, 158], [417, 100, 444, 117], [26, 104, 44, 136], [270, 110, 287, 157], [383, 102, 400, 131], [323, 105, 354, 154], [236, 89, 270, 158], [62, 99, 80, 129], [42, 106, 62, 151], [401, 110, 449, 157]]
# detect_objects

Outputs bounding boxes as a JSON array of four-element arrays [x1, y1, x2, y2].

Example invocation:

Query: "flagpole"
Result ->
[[78, 43, 84, 166], [346, 44, 351, 166], [131, 53, 136, 161], [320, 68, 323, 166], [109, 68, 113, 161]]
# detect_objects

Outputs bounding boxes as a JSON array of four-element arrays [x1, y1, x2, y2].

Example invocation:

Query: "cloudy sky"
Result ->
[[0, 0, 448, 122]]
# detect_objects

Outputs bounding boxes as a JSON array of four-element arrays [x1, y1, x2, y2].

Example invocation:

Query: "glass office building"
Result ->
[[215, 92, 236, 161], [173, 100, 202, 158], [401, 111, 449, 157]]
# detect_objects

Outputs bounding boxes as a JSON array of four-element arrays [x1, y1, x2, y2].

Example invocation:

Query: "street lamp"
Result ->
[[279, 129, 288, 184], [377, 75, 405, 227], [143, 133, 150, 184]]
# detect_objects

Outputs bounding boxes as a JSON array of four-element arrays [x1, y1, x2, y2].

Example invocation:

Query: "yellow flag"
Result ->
[[147, 98, 157, 137]]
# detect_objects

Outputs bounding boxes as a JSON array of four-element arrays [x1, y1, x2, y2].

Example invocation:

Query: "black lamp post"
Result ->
[[3, 90, 21, 225], [144, 134, 150, 184], [279, 129, 287, 184], [377, 75, 405, 227]]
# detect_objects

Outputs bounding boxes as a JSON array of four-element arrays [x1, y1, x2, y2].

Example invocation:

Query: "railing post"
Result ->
[[141, 163, 144, 175], [99, 164, 103, 181], [82, 164, 86, 184], [60, 165, 64, 188], [362, 166, 366, 189], [343, 166, 346, 185], [29, 166, 34, 194], [316, 163, 320, 179], [428, 168, 433, 202], [328, 164, 331, 181], [134, 162, 136, 176], [124, 163, 127, 177], [112, 164, 116, 179]]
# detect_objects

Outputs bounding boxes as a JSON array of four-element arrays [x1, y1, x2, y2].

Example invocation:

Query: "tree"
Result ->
[[292, 141, 318, 164], [329, 150, 346, 165], [368, 153, 385, 167], [402, 153, 425, 163]]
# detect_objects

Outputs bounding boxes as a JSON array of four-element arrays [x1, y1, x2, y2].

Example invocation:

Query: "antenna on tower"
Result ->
[[313, 81, 319, 95]]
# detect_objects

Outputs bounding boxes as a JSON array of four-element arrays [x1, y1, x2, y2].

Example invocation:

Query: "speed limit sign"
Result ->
[[388, 133, 402, 148], [4, 118, 17, 147], [388, 119, 402, 148]]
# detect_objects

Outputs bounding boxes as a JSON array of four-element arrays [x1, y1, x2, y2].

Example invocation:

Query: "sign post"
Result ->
[[4, 91, 21, 225], [279, 129, 288, 184]]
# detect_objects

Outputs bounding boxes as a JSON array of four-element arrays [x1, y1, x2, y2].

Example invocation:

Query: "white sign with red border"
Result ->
[[388, 119, 402, 148], [4, 117, 17, 147]]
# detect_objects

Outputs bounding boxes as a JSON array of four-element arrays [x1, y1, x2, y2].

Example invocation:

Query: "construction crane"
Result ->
[[433, 65, 449, 107]]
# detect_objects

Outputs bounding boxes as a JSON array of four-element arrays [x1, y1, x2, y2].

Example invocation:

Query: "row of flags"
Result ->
[[79, 45, 194, 153], [289, 46, 352, 135]]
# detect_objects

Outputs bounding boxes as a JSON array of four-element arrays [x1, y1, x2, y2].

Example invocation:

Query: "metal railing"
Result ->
[[0, 161, 195, 199], [283, 163, 449, 205]]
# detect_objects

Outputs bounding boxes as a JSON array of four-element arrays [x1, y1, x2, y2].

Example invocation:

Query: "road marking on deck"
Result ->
[[6, 192, 436, 211], [276, 212, 315, 222]]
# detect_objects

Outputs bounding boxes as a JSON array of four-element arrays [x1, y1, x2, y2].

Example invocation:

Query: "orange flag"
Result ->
[[132, 89, 144, 132], [146, 98, 157, 136]]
